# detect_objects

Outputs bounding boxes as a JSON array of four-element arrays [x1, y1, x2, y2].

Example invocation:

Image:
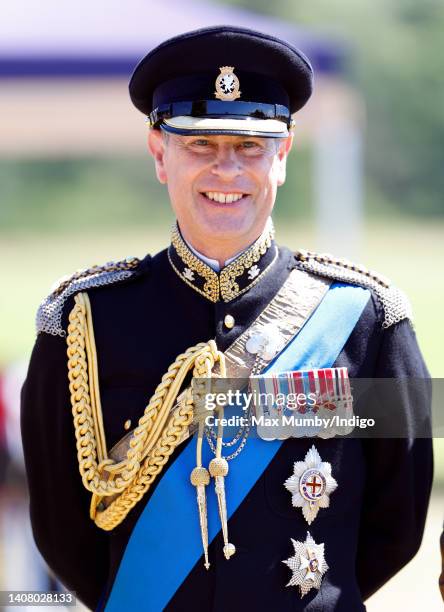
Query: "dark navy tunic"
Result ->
[[20, 242, 433, 611]]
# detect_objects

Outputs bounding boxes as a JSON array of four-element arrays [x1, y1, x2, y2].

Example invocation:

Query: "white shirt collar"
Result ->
[[183, 238, 243, 272]]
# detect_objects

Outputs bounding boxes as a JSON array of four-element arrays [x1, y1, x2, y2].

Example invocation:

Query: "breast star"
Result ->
[[282, 532, 328, 597]]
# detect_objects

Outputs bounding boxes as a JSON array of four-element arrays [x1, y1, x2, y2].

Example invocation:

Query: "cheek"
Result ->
[[251, 158, 279, 198], [267, 157, 285, 189], [164, 153, 203, 193]]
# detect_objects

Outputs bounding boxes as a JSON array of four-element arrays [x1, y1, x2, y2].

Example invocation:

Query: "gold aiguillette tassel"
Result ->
[[190, 466, 211, 569], [190, 420, 211, 569], [209, 457, 235, 560], [209, 405, 236, 560]]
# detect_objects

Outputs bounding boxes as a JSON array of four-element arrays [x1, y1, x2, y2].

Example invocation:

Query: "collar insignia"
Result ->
[[168, 219, 277, 302], [215, 66, 241, 101]]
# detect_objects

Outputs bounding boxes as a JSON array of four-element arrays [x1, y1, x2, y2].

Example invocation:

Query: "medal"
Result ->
[[282, 532, 328, 597], [284, 445, 337, 524]]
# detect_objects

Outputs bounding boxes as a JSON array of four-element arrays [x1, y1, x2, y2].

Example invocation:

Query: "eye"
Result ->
[[240, 140, 259, 149], [191, 138, 210, 146], [238, 140, 267, 155]]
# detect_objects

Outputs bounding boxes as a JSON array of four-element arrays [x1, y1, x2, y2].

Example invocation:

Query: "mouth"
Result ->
[[199, 191, 249, 205]]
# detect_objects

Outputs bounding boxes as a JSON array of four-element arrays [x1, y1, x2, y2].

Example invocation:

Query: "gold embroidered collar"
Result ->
[[168, 219, 278, 302]]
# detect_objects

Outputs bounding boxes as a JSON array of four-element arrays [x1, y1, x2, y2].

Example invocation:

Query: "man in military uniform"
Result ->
[[21, 26, 432, 611]]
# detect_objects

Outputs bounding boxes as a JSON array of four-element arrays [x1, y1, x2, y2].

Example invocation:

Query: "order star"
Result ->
[[283, 532, 328, 598]]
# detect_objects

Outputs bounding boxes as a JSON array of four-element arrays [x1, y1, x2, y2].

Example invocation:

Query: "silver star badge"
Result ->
[[282, 532, 328, 597], [284, 445, 337, 525]]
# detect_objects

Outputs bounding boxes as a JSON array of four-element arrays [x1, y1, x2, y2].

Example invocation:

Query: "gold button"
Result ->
[[224, 314, 235, 329], [124, 419, 132, 431]]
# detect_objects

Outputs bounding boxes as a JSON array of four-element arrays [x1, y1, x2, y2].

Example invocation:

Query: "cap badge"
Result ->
[[215, 66, 241, 101]]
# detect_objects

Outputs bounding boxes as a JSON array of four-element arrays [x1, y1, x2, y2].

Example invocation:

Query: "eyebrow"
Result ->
[[180, 135, 269, 144]]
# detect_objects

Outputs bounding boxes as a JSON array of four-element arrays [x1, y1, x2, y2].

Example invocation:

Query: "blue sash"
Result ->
[[105, 283, 370, 611]]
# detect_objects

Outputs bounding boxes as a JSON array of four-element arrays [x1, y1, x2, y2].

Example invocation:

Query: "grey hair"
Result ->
[[273, 136, 289, 153]]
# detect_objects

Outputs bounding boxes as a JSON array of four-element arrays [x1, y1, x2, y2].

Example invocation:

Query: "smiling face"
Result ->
[[148, 129, 293, 260]]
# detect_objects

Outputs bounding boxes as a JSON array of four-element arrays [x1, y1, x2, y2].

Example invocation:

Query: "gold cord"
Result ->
[[67, 292, 225, 530]]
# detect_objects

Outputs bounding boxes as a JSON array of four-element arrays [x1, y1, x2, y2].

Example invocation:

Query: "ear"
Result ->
[[276, 133, 294, 187], [147, 128, 168, 184]]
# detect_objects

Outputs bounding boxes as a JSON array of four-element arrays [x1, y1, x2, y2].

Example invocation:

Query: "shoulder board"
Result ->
[[36, 257, 141, 337], [294, 249, 412, 329]]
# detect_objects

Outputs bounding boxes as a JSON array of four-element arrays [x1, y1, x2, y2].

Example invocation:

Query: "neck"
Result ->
[[179, 223, 269, 269]]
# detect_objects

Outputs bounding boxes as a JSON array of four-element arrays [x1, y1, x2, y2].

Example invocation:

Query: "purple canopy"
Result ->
[[0, 0, 344, 77]]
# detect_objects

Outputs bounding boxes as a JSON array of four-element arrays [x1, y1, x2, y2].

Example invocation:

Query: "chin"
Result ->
[[198, 213, 254, 240]]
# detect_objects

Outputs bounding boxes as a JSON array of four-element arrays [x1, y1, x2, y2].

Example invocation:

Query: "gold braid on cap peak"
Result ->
[[294, 249, 412, 329], [66, 291, 225, 531]]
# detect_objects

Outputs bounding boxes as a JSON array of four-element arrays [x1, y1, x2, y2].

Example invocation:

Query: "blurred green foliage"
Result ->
[[0, 157, 168, 232], [217, 0, 444, 216]]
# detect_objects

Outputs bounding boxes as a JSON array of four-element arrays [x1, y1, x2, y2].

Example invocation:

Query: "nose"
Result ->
[[210, 145, 243, 181]]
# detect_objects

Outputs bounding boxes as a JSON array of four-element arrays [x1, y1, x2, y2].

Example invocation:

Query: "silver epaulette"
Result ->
[[36, 257, 141, 337], [295, 250, 412, 329]]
